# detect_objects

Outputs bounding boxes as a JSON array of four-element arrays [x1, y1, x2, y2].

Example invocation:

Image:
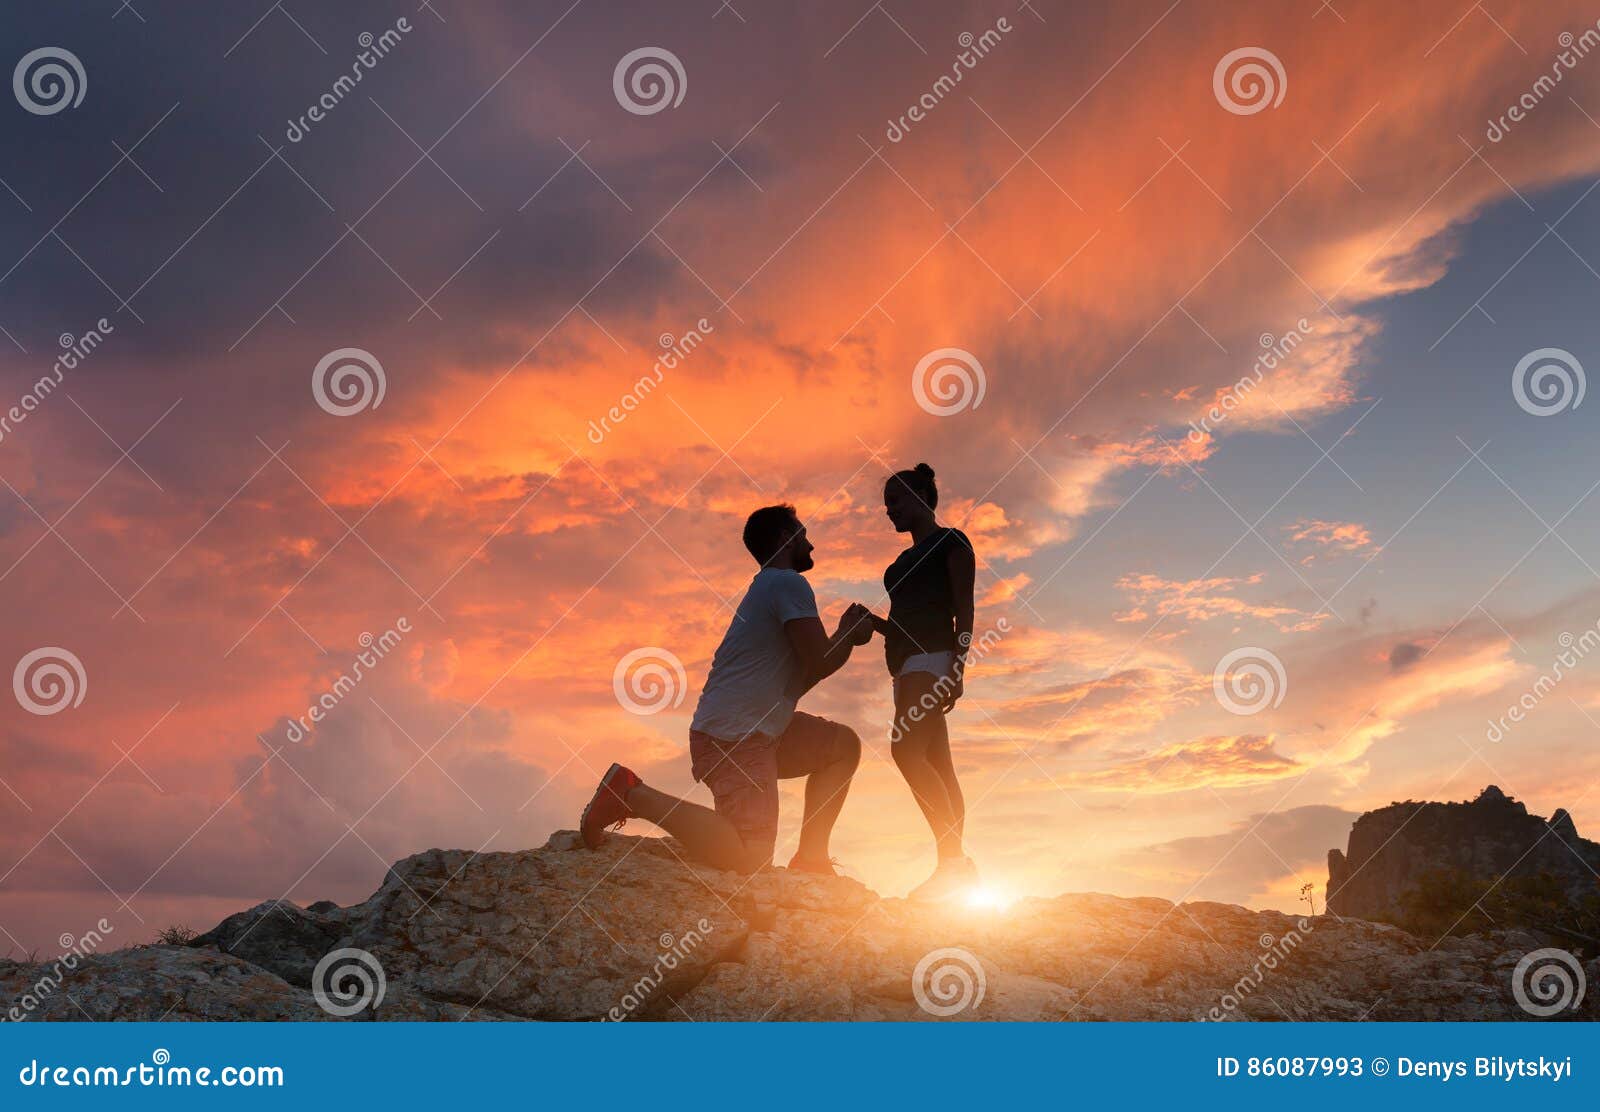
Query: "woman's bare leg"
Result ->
[[890, 674, 963, 859], [924, 720, 965, 847]]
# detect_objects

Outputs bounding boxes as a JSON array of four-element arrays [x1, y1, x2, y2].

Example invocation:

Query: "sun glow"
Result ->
[[962, 886, 1015, 912]]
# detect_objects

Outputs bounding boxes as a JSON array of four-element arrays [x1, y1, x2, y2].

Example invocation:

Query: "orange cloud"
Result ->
[[1114, 572, 1329, 632], [982, 665, 1206, 750], [1073, 734, 1304, 794], [980, 573, 1031, 606], [1286, 518, 1378, 564]]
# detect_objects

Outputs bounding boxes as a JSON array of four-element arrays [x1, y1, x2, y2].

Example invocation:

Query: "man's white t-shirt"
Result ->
[[690, 568, 819, 742]]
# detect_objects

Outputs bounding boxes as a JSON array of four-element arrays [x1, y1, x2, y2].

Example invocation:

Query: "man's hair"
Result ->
[[743, 504, 799, 563]]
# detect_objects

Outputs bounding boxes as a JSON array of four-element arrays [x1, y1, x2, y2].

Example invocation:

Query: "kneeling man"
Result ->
[[579, 504, 872, 874]]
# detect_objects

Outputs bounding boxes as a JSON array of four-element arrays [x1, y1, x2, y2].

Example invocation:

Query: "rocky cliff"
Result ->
[[1327, 786, 1600, 921], [5, 830, 1595, 1021]]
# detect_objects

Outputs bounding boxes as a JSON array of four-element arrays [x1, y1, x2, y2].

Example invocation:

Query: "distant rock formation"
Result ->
[[1327, 785, 1600, 921], [5, 829, 1595, 1021]]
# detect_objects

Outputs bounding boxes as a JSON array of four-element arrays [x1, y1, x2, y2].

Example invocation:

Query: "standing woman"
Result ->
[[873, 463, 979, 900]]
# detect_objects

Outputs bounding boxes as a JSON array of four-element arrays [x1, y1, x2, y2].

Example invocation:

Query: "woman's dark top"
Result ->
[[882, 526, 972, 676]]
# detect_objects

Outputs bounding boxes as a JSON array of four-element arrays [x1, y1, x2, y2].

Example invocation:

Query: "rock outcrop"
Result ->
[[1327, 786, 1600, 921], [5, 830, 1596, 1021]]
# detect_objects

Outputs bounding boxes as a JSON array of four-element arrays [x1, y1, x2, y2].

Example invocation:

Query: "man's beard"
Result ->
[[792, 550, 814, 572]]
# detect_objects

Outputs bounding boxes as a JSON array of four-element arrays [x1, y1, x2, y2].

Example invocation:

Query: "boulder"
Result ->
[[189, 899, 344, 988]]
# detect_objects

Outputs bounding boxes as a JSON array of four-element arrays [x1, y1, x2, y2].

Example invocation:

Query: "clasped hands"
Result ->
[[837, 602, 879, 646]]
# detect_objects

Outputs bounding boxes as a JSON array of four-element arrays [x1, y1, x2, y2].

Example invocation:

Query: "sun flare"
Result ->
[[962, 886, 1016, 912]]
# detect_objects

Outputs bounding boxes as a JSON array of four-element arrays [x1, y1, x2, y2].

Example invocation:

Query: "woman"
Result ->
[[869, 463, 978, 901]]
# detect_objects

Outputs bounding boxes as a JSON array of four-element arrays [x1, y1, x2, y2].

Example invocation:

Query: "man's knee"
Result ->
[[695, 832, 770, 874]]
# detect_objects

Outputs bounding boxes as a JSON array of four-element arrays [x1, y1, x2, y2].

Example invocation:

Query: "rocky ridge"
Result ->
[[1327, 785, 1600, 920], [4, 830, 1595, 1021]]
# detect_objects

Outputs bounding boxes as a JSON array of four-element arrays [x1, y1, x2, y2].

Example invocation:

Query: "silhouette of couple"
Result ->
[[580, 464, 979, 901]]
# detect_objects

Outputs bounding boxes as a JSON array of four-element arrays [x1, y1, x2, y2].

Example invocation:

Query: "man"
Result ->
[[579, 504, 873, 874]]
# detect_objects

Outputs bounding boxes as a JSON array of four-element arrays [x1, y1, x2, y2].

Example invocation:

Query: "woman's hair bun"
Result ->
[[888, 462, 939, 508]]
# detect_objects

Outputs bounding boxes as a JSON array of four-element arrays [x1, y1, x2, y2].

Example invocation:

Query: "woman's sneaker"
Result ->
[[580, 764, 642, 848], [909, 856, 978, 902], [787, 855, 842, 877]]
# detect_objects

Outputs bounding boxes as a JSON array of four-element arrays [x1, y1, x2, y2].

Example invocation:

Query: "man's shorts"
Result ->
[[688, 711, 855, 866]]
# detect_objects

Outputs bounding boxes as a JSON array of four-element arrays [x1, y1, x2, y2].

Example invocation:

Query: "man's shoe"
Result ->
[[909, 856, 978, 902], [580, 763, 642, 849]]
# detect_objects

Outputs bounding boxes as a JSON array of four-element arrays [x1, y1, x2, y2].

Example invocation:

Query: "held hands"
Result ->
[[838, 602, 877, 646]]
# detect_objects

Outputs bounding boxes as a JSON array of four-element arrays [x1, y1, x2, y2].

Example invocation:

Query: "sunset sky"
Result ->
[[4, 0, 1600, 955]]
